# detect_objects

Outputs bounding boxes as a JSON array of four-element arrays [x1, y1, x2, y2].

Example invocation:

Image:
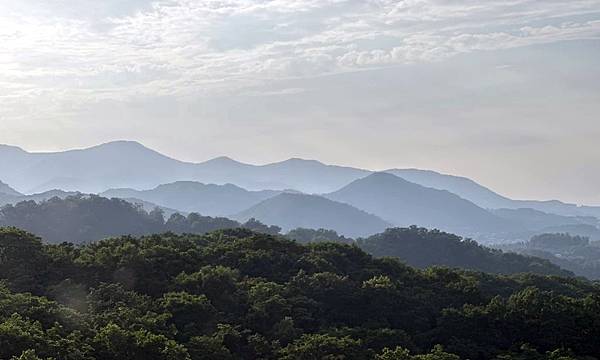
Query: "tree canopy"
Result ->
[[0, 195, 278, 244], [0, 227, 598, 359]]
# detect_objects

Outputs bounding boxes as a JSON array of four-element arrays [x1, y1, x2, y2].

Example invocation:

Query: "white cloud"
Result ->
[[0, 0, 599, 115]]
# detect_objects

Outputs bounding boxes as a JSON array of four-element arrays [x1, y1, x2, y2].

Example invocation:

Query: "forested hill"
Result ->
[[0, 227, 598, 359], [0, 195, 280, 244], [0, 195, 575, 278], [358, 227, 572, 277]]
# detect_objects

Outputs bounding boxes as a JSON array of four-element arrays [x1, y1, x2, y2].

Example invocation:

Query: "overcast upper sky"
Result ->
[[1, 0, 599, 204]]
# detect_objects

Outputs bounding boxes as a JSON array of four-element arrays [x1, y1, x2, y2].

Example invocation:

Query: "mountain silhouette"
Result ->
[[101, 181, 280, 216], [326, 172, 516, 236], [234, 193, 391, 238], [3, 140, 600, 220]]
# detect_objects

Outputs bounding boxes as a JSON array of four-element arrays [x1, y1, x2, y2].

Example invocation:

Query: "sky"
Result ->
[[0, 0, 600, 204]]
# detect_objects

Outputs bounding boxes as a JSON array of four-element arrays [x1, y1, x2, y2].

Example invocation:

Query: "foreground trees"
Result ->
[[0, 227, 598, 359]]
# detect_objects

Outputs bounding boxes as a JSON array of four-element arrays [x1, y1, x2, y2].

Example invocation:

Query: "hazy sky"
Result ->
[[1, 0, 600, 204]]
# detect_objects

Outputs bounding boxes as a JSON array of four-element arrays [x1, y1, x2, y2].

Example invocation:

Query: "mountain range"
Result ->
[[0, 141, 367, 194], [2, 140, 598, 216], [2, 140, 600, 241]]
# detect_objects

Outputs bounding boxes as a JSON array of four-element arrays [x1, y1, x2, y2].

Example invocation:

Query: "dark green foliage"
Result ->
[[0, 196, 164, 244], [358, 227, 573, 277], [0, 228, 49, 294], [241, 218, 282, 236], [0, 195, 279, 244], [1, 197, 579, 282], [1, 227, 600, 359], [499, 233, 600, 279], [287, 228, 353, 244]]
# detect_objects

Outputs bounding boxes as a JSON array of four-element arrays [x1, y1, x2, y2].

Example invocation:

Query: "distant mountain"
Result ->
[[234, 193, 391, 238], [101, 181, 280, 216], [0, 141, 368, 194], [0, 180, 21, 196], [386, 168, 600, 218], [511, 200, 600, 218], [385, 169, 514, 209], [256, 158, 369, 194], [196, 156, 370, 193], [0, 189, 78, 207], [326, 172, 516, 236], [3, 140, 600, 220], [0, 141, 192, 194], [491, 208, 598, 231], [537, 224, 600, 241]]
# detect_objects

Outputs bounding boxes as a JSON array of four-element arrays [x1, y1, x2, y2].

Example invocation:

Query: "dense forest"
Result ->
[[359, 228, 572, 277], [1, 227, 600, 359], [0, 196, 575, 278], [0, 195, 280, 244], [497, 233, 600, 279], [286, 228, 354, 245]]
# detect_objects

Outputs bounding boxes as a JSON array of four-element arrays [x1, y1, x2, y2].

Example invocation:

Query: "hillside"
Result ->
[[326, 172, 515, 236], [0, 180, 21, 196], [358, 227, 571, 277], [0, 189, 79, 207], [0, 194, 578, 279], [1, 227, 599, 359], [386, 168, 514, 209], [0, 195, 164, 243], [491, 208, 598, 231], [102, 181, 280, 216], [256, 158, 369, 194], [0, 195, 278, 244], [234, 193, 391, 238], [386, 168, 600, 218], [497, 233, 600, 279]]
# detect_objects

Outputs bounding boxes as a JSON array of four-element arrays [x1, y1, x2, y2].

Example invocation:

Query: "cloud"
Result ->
[[0, 0, 599, 115]]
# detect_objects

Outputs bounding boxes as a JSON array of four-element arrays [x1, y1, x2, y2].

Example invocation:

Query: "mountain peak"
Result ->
[[201, 156, 248, 167], [206, 156, 240, 163], [92, 140, 149, 150], [288, 157, 324, 164], [362, 172, 409, 184], [270, 158, 326, 167]]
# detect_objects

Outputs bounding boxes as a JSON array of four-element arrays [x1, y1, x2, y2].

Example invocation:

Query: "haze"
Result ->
[[1, 0, 600, 204]]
